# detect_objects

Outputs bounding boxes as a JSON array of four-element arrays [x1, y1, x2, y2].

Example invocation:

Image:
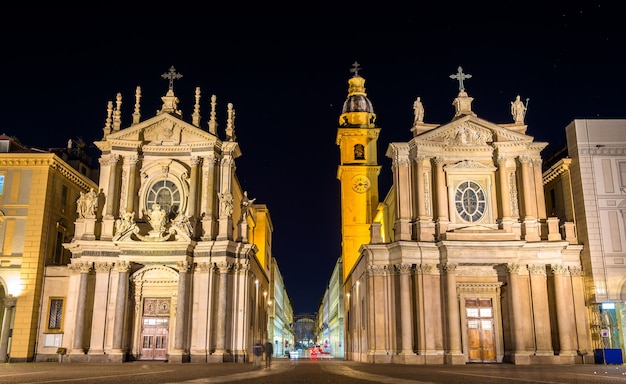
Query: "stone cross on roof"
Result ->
[[350, 61, 361, 77], [161, 66, 183, 91], [450, 66, 472, 92]]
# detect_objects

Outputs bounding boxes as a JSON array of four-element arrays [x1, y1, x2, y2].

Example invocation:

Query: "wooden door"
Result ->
[[465, 298, 496, 363], [140, 298, 170, 360]]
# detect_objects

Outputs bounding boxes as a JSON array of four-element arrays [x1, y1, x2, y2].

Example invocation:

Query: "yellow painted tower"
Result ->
[[336, 62, 381, 281]]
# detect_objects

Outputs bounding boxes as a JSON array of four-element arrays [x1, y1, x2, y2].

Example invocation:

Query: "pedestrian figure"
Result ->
[[264, 339, 274, 369], [253, 340, 263, 368]]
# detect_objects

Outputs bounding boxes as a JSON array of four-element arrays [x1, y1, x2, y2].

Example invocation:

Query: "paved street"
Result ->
[[1, 358, 625, 384]]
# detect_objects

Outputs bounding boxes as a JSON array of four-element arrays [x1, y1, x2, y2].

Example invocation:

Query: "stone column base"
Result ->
[[444, 353, 466, 365]]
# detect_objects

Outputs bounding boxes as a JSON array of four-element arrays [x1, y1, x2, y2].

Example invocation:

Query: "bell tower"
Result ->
[[336, 62, 381, 281]]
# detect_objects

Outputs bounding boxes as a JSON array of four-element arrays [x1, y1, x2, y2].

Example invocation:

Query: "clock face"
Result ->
[[454, 180, 486, 222], [352, 175, 371, 193]]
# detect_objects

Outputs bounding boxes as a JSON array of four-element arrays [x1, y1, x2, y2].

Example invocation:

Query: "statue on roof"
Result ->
[[511, 95, 526, 124], [413, 97, 424, 125]]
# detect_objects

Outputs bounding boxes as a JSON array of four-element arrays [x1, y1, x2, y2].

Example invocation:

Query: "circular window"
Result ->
[[146, 179, 181, 219], [454, 181, 486, 222]]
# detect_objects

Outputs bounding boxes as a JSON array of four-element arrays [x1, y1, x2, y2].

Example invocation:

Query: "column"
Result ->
[[497, 156, 512, 219], [105, 154, 120, 218], [532, 159, 546, 220], [552, 265, 576, 356], [414, 156, 427, 219], [125, 155, 138, 213], [444, 263, 462, 359], [519, 156, 539, 241], [0, 296, 17, 362], [507, 264, 526, 355], [201, 153, 217, 240], [398, 264, 413, 355], [415, 265, 426, 354], [72, 261, 92, 354], [187, 157, 201, 219], [217, 153, 235, 241], [433, 157, 449, 236], [89, 262, 113, 355], [391, 144, 412, 241], [214, 262, 230, 353], [112, 261, 130, 353], [527, 264, 553, 355], [174, 261, 190, 352]]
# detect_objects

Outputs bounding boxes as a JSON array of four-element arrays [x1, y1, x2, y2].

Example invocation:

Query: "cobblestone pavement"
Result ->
[[1, 358, 625, 384]]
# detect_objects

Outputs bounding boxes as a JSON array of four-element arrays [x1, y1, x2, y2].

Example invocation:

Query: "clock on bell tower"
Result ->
[[336, 62, 381, 281]]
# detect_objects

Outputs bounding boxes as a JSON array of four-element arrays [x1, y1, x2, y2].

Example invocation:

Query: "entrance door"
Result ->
[[465, 298, 496, 363], [140, 298, 170, 360]]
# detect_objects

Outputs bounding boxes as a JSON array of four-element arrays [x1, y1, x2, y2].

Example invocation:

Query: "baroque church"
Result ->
[[35, 67, 274, 363], [337, 64, 591, 364]]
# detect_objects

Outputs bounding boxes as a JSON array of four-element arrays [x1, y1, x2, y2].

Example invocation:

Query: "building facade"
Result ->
[[544, 119, 626, 363], [338, 66, 591, 365], [0, 136, 97, 362], [34, 70, 274, 363]]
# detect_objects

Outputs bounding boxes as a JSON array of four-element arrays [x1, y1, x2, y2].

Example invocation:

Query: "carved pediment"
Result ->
[[416, 116, 534, 145], [104, 114, 218, 146], [444, 160, 496, 171]]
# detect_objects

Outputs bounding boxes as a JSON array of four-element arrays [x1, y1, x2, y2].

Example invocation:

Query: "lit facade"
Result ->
[[0, 136, 97, 362], [338, 66, 591, 365], [544, 119, 626, 363], [34, 72, 274, 363]]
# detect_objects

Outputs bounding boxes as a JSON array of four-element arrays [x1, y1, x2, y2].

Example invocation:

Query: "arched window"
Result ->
[[146, 179, 181, 218], [353, 144, 365, 160]]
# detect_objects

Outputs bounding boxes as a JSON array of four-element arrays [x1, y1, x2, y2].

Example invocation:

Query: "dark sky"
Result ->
[[3, 3, 625, 314]]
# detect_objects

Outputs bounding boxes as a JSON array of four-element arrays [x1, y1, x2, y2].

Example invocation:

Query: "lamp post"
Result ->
[[0, 295, 17, 362]]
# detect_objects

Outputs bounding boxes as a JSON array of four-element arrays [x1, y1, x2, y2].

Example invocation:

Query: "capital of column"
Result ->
[[195, 262, 213, 273], [442, 262, 458, 274], [551, 264, 569, 276], [217, 261, 231, 274], [2, 296, 17, 308], [416, 263, 434, 274], [71, 261, 92, 274], [517, 155, 531, 165], [127, 155, 139, 166], [527, 264, 547, 276], [568, 266, 583, 276], [432, 156, 445, 166], [496, 156, 508, 167], [176, 260, 191, 272], [116, 260, 131, 273], [367, 264, 389, 276], [191, 156, 202, 167], [506, 263, 521, 274], [395, 263, 412, 274], [95, 261, 113, 273]]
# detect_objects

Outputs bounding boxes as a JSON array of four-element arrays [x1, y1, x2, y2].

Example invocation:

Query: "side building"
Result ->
[[0, 136, 98, 362], [543, 119, 626, 364], [34, 70, 275, 363], [337, 65, 590, 365]]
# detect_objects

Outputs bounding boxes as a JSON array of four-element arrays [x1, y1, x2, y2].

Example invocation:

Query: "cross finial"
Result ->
[[350, 61, 361, 77], [449, 66, 472, 92], [161, 66, 183, 91]]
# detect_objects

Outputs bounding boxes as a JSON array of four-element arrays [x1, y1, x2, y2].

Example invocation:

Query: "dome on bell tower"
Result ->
[[339, 62, 376, 127]]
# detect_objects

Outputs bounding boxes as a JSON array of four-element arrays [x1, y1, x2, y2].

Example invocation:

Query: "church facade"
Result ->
[[34, 68, 276, 363], [337, 65, 591, 365]]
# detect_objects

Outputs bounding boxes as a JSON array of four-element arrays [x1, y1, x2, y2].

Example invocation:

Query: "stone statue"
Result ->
[[413, 97, 424, 124], [241, 191, 256, 221], [511, 95, 526, 124], [219, 192, 233, 217], [115, 210, 135, 235], [77, 188, 98, 219], [147, 203, 167, 232]]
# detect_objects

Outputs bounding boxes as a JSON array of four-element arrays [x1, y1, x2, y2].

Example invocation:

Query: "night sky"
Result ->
[[3, 3, 625, 314]]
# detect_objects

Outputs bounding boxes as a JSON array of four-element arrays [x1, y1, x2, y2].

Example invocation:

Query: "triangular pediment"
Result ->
[[103, 113, 218, 147], [415, 115, 533, 146]]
